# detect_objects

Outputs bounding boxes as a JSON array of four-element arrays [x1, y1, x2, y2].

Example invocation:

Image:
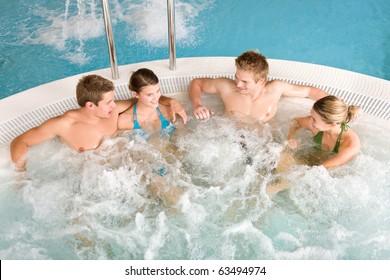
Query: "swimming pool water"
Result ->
[[1, 0, 389, 99], [1, 96, 390, 260]]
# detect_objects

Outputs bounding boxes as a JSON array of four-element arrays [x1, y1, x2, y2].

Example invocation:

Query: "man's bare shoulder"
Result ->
[[214, 77, 236, 84], [24, 110, 79, 137], [60, 109, 85, 125], [265, 79, 290, 90], [192, 77, 236, 96], [216, 77, 235, 82], [213, 77, 236, 91], [264, 80, 289, 97], [62, 108, 81, 118]]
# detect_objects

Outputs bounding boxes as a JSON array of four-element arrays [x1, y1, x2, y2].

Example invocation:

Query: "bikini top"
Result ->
[[131, 103, 175, 141], [313, 122, 349, 154]]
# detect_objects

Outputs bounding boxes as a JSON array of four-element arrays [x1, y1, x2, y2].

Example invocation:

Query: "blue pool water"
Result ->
[[1, 96, 390, 260], [1, 0, 390, 261], [0, 0, 389, 99]]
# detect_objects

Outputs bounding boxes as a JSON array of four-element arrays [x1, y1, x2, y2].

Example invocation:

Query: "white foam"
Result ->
[[2, 94, 390, 259], [144, 211, 168, 260], [17, 0, 214, 65], [118, 0, 213, 47], [22, 2, 103, 49], [0, 242, 50, 260]]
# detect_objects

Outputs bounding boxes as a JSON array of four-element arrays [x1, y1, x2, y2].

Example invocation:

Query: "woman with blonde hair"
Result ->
[[286, 95, 361, 169], [267, 96, 361, 196]]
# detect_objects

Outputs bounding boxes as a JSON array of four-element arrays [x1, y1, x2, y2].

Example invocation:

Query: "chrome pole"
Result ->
[[101, 0, 119, 79], [167, 0, 176, 70]]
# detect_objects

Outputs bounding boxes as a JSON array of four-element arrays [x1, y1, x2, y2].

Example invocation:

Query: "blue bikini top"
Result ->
[[131, 103, 175, 141]]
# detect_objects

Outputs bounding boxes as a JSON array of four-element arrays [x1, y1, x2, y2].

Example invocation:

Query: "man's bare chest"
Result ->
[[223, 94, 278, 121], [61, 119, 118, 151]]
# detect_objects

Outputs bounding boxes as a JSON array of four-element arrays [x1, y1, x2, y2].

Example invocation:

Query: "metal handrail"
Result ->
[[167, 0, 176, 70], [101, 0, 119, 79], [101, 0, 177, 79]]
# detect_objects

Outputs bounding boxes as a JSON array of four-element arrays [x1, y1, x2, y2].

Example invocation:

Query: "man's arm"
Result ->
[[188, 78, 220, 119], [10, 117, 63, 171], [306, 86, 329, 100], [274, 80, 329, 100], [116, 98, 137, 114]]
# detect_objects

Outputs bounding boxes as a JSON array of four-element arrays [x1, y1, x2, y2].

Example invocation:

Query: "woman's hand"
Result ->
[[286, 138, 300, 150]]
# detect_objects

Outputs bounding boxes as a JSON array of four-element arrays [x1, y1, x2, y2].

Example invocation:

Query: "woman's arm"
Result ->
[[287, 116, 311, 149], [321, 132, 360, 169], [159, 96, 187, 124]]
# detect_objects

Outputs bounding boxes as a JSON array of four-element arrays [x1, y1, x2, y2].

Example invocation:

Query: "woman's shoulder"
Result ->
[[341, 128, 360, 150]]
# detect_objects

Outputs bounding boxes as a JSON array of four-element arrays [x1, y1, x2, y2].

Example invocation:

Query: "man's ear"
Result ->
[[85, 101, 96, 110], [258, 78, 266, 85]]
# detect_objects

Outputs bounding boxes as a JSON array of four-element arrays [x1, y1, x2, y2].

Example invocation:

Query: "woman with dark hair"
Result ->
[[118, 68, 184, 205], [118, 68, 176, 139]]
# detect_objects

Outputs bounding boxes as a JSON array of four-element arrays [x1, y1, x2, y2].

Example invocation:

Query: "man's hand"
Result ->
[[193, 105, 213, 120]]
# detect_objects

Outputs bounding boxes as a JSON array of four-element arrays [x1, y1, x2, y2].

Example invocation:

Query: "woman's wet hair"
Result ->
[[129, 68, 159, 93], [313, 95, 360, 124]]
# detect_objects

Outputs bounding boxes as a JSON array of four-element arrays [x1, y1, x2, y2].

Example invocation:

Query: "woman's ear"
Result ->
[[132, 91, 140, 99]]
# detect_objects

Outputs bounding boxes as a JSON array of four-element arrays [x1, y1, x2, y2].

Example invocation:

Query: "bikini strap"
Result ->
[[133, 103, 138, 121], [132, 103, 142, 130], [156, 106, 172, 130], [341, 122, 349, 131], [333, 122, 349, 153], [156, 106, 163, 117]]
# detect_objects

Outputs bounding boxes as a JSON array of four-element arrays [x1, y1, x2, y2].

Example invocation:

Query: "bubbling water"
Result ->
[[18, 0, 212, 65], [1, 97, 390, 259]]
